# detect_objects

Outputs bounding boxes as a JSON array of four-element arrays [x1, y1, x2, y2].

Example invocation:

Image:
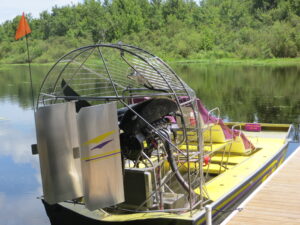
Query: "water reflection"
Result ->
[[1, 64, 299, 124], [173, 64, 300, 124], [0, 101, 49, 224], [0, 65, 47, 109], [0, 191, 49, 225], [0, 65, 50, 225]]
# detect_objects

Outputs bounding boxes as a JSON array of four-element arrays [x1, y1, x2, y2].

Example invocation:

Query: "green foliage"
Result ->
[[1, 0, 300, 64]]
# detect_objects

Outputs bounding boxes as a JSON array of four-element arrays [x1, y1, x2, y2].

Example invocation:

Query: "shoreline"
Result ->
[[1, 57, 300, 67], [168, 57, 300, 66]]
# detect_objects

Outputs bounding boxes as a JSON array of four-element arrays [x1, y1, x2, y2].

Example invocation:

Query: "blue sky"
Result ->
[[0, 0, 83, 24]]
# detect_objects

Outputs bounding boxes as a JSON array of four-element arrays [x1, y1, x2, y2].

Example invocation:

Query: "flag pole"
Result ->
[[15, 13, 35, 112], [25, 34, 35, 112]]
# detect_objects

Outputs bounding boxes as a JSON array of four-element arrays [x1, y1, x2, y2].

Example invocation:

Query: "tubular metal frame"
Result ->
[[36, 43, 204, 215]]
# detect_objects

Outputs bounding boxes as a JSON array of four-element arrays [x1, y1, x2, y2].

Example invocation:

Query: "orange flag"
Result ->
[[15, 13, 31, 40]]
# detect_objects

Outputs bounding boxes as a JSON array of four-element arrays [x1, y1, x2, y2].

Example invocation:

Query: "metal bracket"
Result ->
[[31, 144, 38, 155]]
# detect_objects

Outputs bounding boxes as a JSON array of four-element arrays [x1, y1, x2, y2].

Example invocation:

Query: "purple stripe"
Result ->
[[91, 139, 113, 150], [211, 152, 286, 220], [85, 151, 120, 162], [196, 148, 287, 225]]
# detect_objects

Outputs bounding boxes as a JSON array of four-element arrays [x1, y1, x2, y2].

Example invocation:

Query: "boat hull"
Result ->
[[42, 143, 288, 225]]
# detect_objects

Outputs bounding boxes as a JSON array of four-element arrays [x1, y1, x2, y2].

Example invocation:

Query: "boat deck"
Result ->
[[223, 146, 300, 225]]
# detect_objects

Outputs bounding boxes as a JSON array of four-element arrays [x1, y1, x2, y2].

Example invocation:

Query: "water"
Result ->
[[173, 63, 300, 124], [0, 65, 50, 225], [0, 63, 299, 225]]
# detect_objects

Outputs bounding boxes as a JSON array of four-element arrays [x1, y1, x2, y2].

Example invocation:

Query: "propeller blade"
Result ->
[[61, 79, 91, 112]]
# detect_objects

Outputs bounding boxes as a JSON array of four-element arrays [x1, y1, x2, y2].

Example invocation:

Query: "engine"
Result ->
[[119, 98, 177, 162]]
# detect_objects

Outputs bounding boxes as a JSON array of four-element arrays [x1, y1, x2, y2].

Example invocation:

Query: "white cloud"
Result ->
[[0, 0, 83, 24]]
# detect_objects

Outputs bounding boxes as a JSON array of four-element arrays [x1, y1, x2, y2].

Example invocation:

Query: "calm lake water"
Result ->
[[0, 63, 299, 225]]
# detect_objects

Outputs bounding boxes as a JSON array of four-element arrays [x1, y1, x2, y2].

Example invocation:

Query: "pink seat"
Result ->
[[179, 97, 255, 150]]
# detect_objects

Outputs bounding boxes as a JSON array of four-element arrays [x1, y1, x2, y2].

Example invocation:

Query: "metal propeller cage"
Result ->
[[37, 43, 205, 214]]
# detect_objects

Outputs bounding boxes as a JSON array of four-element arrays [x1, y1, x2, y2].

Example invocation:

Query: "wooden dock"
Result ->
[[222, 146, 300, 225]]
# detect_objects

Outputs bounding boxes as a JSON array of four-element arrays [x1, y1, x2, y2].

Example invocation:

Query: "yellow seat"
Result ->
[[203, 124, 226, 143], [225, 136, 252, 155]]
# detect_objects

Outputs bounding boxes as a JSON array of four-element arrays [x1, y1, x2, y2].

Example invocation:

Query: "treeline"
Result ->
[[1, 0, 300, 63]]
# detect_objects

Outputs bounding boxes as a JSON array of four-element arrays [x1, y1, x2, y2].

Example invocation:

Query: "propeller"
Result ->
[[61, 79, 91, 112]]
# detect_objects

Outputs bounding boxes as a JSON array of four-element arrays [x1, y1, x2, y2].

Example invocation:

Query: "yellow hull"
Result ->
[[43, 123, 291, 225]]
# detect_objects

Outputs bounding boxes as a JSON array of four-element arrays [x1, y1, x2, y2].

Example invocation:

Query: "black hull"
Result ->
[[42, 199, 191, 225]]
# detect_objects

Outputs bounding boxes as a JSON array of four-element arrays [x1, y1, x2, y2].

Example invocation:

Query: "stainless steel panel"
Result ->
[[77, 102, 124, 210], [35, 102, 83, 204]]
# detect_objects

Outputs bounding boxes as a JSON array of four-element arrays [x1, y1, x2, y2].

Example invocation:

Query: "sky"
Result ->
[[0, 0, 83, 24]]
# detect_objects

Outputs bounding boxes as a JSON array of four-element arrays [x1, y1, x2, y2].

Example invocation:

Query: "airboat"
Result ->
[[32, 43, 292, 225]]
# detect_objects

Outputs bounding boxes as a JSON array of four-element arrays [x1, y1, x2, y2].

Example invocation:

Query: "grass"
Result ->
[[168, 57, 300, 66], [1, 57, 300, 67]]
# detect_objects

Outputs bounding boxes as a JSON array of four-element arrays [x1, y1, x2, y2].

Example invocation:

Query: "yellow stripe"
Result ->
[[83, 130, 115, 145], [82, 149, 120, 161]]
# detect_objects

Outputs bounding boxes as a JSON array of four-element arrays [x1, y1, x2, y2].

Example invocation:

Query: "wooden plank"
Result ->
[[225, 146, 300, 225]]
